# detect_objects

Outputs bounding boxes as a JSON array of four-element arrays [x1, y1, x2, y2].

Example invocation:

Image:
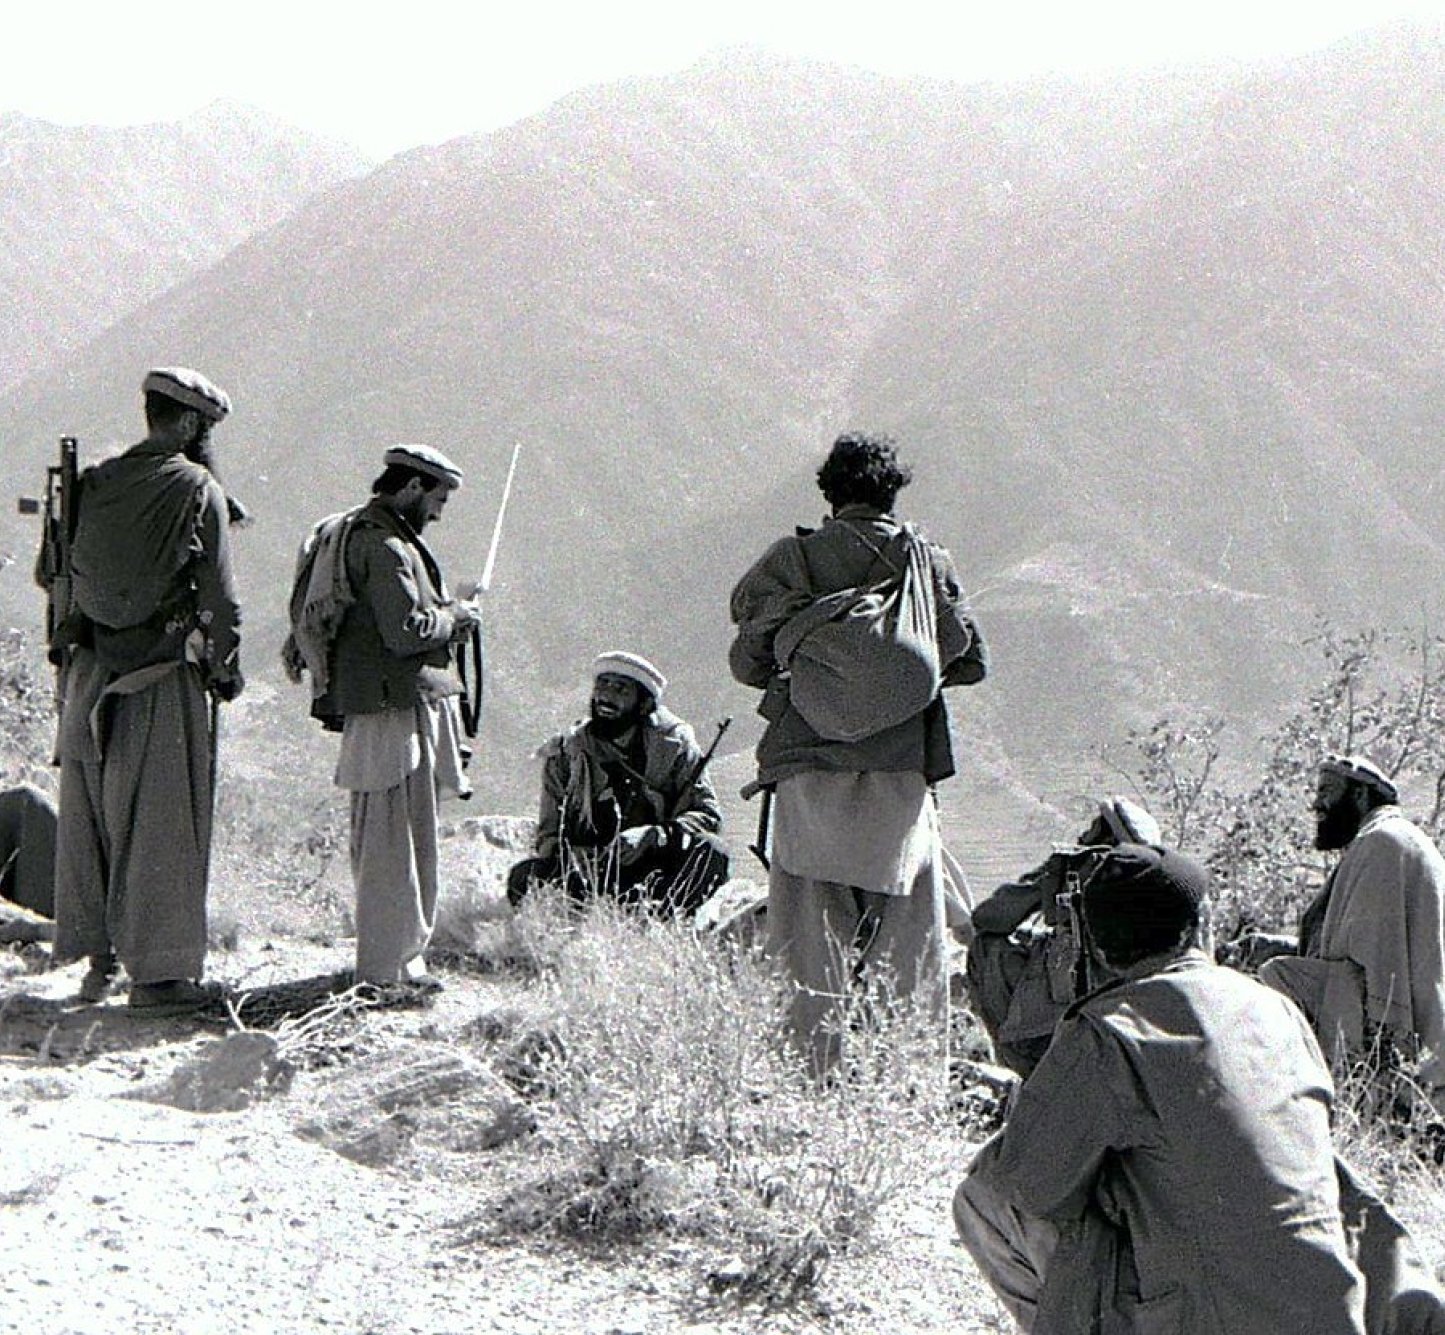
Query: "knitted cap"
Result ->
[[593, 651, 666, 700], [1083, 844, 1209, 946]]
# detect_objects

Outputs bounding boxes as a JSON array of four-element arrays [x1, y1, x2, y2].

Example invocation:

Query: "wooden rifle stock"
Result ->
[[24, 436, 80, 673]]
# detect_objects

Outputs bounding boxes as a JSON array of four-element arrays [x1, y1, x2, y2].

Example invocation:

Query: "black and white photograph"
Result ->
[[2, 3, 1445, 1331]]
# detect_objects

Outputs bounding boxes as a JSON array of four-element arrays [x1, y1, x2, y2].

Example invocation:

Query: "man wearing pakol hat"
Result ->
[[964, 795, 1162, 1077], [954, 843, 1385, 1334], [1231, 754, 1445, 1112], [318, 444, 481, 988], [47, 367, 242, 1014], [506, 651, 728, 913]]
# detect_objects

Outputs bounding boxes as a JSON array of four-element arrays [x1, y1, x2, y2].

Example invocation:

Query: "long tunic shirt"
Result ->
[[50, 439, 240, 983], [1309, 807, 1445, 1089]]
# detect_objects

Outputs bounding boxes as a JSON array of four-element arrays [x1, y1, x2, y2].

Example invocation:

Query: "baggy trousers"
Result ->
[[349, 740, 439, 984], [767, 851, 947, 1079], [53, 658, 211, 984]]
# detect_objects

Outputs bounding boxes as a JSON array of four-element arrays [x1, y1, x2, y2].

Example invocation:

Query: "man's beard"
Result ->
[[1314, 795, 1361, 852], [398, 492, 432, 531], [183, 428, 215, 472], [589, 700, 644, 740]]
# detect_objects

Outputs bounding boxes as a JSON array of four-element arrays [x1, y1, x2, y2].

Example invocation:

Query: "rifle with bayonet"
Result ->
[[455, 442, 523, 742]]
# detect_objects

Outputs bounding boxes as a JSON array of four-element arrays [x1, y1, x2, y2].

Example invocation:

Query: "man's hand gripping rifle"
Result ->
[[1038, 843, 1112, 1003]]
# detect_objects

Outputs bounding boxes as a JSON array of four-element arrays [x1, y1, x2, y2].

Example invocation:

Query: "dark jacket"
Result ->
[[728, 504, 987, 787], [982, 952, 1365, 1334], [323, 500, 459, 718]]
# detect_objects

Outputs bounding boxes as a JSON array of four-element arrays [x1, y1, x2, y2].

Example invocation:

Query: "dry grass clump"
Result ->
[[1333, 1057, 1445, 1265], [456, 894, 952, 1304]]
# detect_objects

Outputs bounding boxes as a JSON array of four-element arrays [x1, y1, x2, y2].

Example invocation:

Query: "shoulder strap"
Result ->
[[835, 518, 914, 583]]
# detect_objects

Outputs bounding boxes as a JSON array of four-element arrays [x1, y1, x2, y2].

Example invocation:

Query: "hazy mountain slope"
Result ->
[[2, 35, 1443, 838], [0, 100, 371, 393]]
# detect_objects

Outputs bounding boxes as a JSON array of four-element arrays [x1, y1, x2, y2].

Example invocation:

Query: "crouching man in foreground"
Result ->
[[954, 843, 1393, 1334]]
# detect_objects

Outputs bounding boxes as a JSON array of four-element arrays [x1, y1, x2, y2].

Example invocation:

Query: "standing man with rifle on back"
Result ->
[[507, 651, 730, 914], [36, 368, 243, 1015]]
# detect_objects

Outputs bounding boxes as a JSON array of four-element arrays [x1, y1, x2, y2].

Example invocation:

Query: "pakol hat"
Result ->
[[1320, 754, 1398, 804], [143, 366, 231, 421], [1099, 797, 1162, 847], [593, 651, 666, 701], [1083, 844, 1209, 938], [384, 443, 464, 489]]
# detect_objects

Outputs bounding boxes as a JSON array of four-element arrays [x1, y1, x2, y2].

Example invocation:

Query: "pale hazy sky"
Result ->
[[6, 1, 1443, 159]]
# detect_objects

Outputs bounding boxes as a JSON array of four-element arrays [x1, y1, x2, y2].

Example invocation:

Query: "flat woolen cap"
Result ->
[[1099, 796, 1162, 846], [1083, 844, 1209, 938], [383, 443, 464, 489], [593, 651, 666, 700], [1320, 753, 1398, 804], [143, 366, 231, 421]]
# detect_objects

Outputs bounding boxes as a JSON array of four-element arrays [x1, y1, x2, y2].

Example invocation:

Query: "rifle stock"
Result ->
[[23, 436, 80, 671]]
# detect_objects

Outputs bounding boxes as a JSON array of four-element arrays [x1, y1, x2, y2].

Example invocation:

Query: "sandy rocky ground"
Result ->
[[0, 921, 1009, 1335]]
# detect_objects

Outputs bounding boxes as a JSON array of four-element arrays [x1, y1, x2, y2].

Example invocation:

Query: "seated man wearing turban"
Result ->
[[1231, 754, 1445, 1117], [507, 652, 728, 914]]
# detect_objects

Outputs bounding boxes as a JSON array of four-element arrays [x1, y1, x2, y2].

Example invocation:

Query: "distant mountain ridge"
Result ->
[[1, 33, 1443, 874], [0, 100, 371, 393]]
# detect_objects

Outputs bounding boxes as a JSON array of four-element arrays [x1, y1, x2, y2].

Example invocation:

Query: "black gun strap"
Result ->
[[457, 622, 484, 738]]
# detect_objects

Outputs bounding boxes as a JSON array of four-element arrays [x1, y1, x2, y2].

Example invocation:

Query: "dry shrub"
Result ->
[[1332, 1059, 1445, 1287], [446, 880, 576, 978], [463, 896, 951, 1304], [0, 629, 54, 790]]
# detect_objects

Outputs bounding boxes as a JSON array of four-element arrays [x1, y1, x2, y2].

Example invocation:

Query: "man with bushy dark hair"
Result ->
[[814, 430, 914, 510], [730, 431, 987, 1076], [954, 843, 1378, 1333]]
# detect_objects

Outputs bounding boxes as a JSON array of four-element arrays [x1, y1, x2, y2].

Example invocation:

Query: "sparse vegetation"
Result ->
[[455, 888, 950, 1305], [0, 628, 55, 791], [1127, 623, 1445, 936], [3, 618, 1443, 1326], [1122, 622, 1445, 1193]]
